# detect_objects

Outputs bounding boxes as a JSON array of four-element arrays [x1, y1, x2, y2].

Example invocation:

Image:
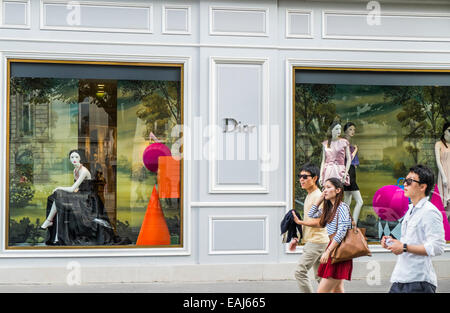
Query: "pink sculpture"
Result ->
[[373, 185, 409, 221], [430, 185, 450, 241], [143, 143, 172, 173]]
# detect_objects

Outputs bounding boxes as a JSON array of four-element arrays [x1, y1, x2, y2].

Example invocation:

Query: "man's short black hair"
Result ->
[[409, 164, 435, 197], [299, 163, 320, 186]]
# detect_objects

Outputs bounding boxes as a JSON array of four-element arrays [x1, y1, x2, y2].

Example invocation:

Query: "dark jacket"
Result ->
[[280, 210, 303, 243]]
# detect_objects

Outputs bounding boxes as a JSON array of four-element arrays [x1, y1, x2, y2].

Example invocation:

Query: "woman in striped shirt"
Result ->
[[292, 177, 353, 293]]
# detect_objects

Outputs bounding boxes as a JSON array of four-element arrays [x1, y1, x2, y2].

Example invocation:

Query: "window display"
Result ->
[[7, 60, 183, 248], [294, 68, 450, 243]]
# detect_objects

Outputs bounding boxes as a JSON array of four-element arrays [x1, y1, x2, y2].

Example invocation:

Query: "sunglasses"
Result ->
[[404, 178, 422, 185], [298, 174, 313, 179]]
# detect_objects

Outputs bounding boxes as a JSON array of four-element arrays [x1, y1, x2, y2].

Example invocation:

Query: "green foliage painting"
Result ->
[[294, 82, 449, 241]]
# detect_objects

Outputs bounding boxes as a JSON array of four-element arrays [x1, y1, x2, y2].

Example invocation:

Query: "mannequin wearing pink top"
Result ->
[[319, 122, 352, 188]]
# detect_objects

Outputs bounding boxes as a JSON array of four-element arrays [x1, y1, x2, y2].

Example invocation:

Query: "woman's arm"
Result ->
[[319, 146, 325, 186], [320, 239, 340, 264], [312, 193, 325, 209], [53, 168, 89, 193], [291, 211, 321, 227], [333, 204, 352, 244], [351, 145, 358, 160], [343, 145, 351, 184], [435, 142, 447, 187]]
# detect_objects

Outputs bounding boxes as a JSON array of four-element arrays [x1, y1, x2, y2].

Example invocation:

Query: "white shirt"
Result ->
[[390, 197, 446, 287]]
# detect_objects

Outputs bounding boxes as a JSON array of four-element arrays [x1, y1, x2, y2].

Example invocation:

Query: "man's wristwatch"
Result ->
[[403, 243, 408, 253]]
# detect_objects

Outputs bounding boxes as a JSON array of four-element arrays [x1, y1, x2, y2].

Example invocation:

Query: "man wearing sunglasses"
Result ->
[[294, 163, 329, 293], [381, 164, 446, 293]]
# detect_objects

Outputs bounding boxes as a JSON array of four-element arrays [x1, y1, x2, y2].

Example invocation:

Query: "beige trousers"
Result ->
[[295, 242, 328, 293]]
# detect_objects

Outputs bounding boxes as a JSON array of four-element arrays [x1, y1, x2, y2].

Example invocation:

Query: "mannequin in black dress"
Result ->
[[343, 122, 363, 224], [41, 149, 116, 246]]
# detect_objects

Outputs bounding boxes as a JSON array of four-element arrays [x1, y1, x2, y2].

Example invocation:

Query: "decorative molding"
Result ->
[[40, 0, 153, 33], [162, 4, 191, 35], [208, 57, 270, 194], [0, 0, 30, 29], [323, 10, 450, 42], [285, 9, 313, 39], [191, 201, 286, 207], [1, 51, 191, 257], [208, 215, 269, 255], [209, 6, 269, 37], [2, 37, 450, 55]]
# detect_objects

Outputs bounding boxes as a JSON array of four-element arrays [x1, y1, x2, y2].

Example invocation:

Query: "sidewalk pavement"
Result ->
[[0, 278, 449, 293]]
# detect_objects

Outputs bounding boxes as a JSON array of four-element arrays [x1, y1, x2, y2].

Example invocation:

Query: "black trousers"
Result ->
[[389, 282, 436, 293]]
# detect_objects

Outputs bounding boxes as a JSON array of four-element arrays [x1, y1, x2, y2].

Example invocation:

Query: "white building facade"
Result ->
[[0, 0, 449, 285]]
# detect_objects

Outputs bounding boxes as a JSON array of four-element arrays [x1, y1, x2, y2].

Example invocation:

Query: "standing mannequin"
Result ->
[[436, 122, 450, 218], [343, 122, 364, 223], [319, 121, 351, 188]]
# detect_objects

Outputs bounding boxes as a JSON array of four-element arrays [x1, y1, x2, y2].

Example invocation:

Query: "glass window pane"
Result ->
[[8, 61, 183, 248], [294, 69, 450, 243]]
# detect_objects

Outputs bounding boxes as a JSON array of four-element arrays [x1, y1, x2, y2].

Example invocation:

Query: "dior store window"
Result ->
[[7, 60, 183, 249], [294, 68, 450, 243]]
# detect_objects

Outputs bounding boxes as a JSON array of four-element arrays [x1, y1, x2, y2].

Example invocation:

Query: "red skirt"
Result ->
[[317, 242, 353, 281]]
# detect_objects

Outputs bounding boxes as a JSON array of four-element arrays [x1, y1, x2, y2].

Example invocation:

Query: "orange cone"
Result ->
[[136, 185, 171, 245]]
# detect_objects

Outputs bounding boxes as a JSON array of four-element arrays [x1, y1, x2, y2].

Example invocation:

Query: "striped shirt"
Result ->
[[308, 202, 352, 243]]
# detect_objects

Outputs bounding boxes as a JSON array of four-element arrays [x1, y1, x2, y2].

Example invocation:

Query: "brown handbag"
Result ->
[[329, 208, 372, 264]]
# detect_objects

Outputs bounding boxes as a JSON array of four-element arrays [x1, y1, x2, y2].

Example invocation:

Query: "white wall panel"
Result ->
[[209, 57, 269, 193], [163, 5, 191, 34], [41, 0, 153, 33], [286, 9, 313, 38], [1, 0, 29, 28], [323, 11, 450, 41], [210, 6, 268, 36], [209, 216, 268, 254]]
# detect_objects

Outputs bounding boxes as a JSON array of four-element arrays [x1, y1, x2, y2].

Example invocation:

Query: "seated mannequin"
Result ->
[[41, 149, 117, 246]]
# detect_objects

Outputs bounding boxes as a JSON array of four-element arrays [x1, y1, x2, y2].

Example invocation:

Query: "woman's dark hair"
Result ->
[[68, 149, 87, 164], [343, 122, 356, 133], [319, 177, 344, 228], [408, 164, 435, 197], [326, 120, 341, 148], [441, 121, 450, 148], [299, 162, 320, 186]]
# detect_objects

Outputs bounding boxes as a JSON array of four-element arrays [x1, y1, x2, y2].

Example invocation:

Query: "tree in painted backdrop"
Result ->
[[9, 78, 78, 206], [11, 78, 78, 132], [121, 81, 181, 144], [384, 86, 450, 164], [294, 83, 337, 208]]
